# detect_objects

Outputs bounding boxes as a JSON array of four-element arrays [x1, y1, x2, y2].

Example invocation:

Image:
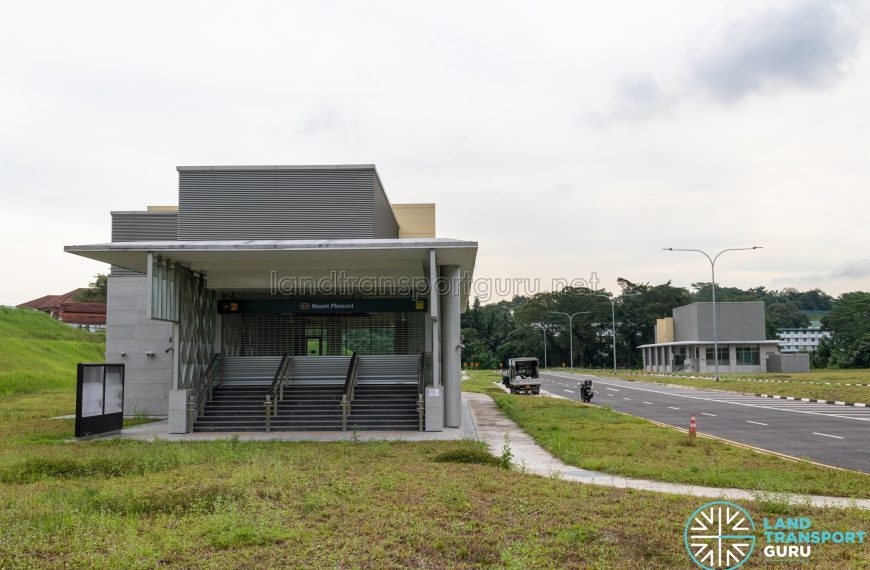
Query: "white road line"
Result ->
[[605, 387, 620, 392], [812, 432, 844, 440], [668, 406, 680, 410], [643, 401, 653, 405], [701, 412, 717, 417], [623, 397, 631, 401], [746, 421, 768, 426], [541, 372, 870, 423], [564, 389, 574, 393]]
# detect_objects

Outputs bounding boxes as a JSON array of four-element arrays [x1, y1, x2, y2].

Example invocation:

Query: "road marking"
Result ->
[[540, 372, 870, 423], [564, 389, 574, 393], [623, 397, 631, 401], [746, 421, 768, 426], [812, 432, 844, 440], [701, 412, 717, 417], [643, 401, 653, 405], [607, 393, 613, 397], [668, 406, 680, 410], [606, 387, 620, 392]]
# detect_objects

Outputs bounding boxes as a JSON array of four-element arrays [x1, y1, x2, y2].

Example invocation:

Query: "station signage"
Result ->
[[217, 298, 427, 314]]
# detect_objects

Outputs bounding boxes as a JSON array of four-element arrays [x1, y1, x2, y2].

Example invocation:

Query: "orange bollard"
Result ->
[[689, 414, 697, 438]]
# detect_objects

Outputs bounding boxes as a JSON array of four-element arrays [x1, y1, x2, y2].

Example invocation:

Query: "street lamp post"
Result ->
[[663, 246, 763, 381], [550, 311, 590, 369], [531, 323, 553, 368], [595, 294, 639, 373]]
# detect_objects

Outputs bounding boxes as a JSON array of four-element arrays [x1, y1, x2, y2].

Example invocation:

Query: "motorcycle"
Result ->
[[580, 379, 594, 403]]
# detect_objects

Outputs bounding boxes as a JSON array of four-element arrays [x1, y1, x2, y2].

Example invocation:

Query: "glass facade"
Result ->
[[735, 345, 760, 365], [705, 347, 729, 366]]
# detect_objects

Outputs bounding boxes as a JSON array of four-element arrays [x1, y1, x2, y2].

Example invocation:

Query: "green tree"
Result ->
[[74, 273, 108, 303], [821, 292, 870, 368]]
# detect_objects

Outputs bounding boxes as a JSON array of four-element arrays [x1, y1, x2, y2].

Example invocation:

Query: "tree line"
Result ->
[[460, 279, 869, 370]]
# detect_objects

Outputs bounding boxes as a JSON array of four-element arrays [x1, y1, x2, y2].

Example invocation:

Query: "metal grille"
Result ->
[[221, 312, 424, 357], [177, 267, 216, 389]]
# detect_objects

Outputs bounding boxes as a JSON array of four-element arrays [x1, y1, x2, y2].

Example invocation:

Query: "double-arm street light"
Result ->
[[550, 311, 590, 369], [595, 293, 640, 373], [663, 246, 763, 381]]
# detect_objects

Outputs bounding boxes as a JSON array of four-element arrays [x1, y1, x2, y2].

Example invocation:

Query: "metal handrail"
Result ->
[[417, 350, 426, 431], [340, 352, 359, 432], [264, 353, 290, 432], [189, 354, 223, 418]]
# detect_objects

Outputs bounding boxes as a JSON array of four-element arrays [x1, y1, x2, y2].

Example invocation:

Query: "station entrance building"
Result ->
[[66, 165, 477, 433]]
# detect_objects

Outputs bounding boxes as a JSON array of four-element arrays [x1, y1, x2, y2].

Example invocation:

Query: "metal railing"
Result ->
[[189, 354, 223, 418], [340, 352, 360, 432], [264, 353, 291, 432], [417, 350, 426, 431]]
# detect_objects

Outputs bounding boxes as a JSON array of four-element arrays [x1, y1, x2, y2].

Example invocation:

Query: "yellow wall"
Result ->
[[655, 317, 674, 343], [392, 203, 436, 238], [146, 205, 179, 213]]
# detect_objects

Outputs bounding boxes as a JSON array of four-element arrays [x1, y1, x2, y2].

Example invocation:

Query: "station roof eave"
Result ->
[[637, 340, 782, 349], [64, 238, 479, 307]]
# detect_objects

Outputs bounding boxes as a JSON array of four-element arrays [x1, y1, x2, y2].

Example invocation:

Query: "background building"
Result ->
[[66, 165, 477, 433], [777, 320, 830, 353], [639, 302, 782, 374], [17, 289, 106, 332]]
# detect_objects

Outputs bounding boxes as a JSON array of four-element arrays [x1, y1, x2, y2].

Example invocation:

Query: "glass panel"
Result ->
[[104, 366, 124, 414], [81, 367, 104, 417]]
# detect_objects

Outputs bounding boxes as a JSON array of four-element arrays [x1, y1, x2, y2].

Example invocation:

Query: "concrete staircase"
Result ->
[[192, 355, 421, 432]]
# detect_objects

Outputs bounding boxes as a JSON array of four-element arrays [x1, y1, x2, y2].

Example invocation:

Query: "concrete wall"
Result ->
[[768, 353, 811, 373], [392, 204, 436, 238], [674, 302, 766, 342], [106, 275, 174, 416], [655, 317, 674, 343]]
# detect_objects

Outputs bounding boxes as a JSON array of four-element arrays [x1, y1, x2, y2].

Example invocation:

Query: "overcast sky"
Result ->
[[2, 0, 870, 306]]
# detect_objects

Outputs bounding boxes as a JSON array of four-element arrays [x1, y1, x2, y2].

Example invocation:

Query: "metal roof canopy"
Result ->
[[65, 238, 478, 304]]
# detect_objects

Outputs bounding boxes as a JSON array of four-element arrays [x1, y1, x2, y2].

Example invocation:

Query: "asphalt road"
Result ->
[[538, 371, 870, 473]]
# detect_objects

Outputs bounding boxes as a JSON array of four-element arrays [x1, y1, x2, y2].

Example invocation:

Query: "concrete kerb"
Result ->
[[464, 391, 870, 510]]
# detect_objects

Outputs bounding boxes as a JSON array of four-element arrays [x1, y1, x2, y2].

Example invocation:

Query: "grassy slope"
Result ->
[[0, 307, 105, 395], [463, 370, 870, 498], [558, 367, 870, 404]]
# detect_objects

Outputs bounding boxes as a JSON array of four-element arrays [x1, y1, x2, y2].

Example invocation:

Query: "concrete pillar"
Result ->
[[440, 265, 461, 428], [429, 250, 440, 387]]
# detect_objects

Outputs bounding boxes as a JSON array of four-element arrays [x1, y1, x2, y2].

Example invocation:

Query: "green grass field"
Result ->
[[0, 307, 105, 395], [463, 370, 870, 497], [0, 310, 867, 568], [608, 369, 870, 403]]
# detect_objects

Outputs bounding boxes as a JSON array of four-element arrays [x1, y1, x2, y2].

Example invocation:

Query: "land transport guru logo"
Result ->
[[684, 501, 756, 570], [684, 500, 866, 569]]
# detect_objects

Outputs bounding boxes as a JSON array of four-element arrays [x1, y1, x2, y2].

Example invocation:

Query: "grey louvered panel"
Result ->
[[111, 211, 179, 274], [373, 174, 399, 238], [357, 354, 419, 384], [287, 356, 352, 385], [220, 355, 420, 386], [178, 168, 376, 240], [111, 212, 178, 241], [222, 356, 284, 386]]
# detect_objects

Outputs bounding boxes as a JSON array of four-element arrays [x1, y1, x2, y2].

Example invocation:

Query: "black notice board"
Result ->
[[75, 364, 125, 438]]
